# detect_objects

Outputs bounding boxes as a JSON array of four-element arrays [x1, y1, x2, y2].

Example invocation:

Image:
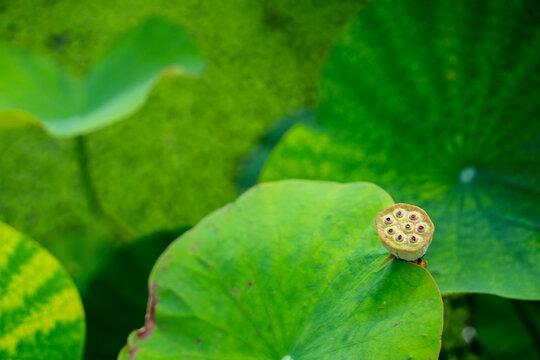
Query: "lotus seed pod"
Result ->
[[376, 203, 434, 261]]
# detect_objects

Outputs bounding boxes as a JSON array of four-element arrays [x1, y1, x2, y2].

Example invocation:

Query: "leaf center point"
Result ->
[[459, 166, 477, 184]]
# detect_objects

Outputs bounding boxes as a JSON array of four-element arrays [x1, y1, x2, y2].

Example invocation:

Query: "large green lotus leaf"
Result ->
[[261, 0, 540, 299], [0, 17, 204, 137], [0, 222, 85, 359], [119, 180, 443, 360]]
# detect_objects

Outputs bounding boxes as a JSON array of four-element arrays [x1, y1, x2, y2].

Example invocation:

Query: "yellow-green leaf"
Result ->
[[0, 222, 85, 359]]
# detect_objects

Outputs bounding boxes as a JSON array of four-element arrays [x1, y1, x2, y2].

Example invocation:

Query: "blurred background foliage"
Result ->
[[0, 0, 365, 358], [0, 0, 364, 283], [83, 228, 188, 359], [0, 0, 539, 359]]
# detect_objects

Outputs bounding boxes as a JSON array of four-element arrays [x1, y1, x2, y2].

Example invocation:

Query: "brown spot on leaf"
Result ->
[[377, 307, 385, 310], [393, 322, 401, 328], [197, 338, 201, 345], [248, 281, 253, 288], [137, 282, 158, 340], [128, 346, 140, 360]]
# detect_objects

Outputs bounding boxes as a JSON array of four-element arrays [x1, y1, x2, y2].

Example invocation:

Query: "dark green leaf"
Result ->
[[261, 0, 540, 299], [83, 229, 187, 360], [472, 295, 540, 360]]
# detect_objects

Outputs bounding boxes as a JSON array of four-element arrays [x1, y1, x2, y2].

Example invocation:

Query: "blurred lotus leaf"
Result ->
[[472, 295, 540, 359], [0, 17, 205, 137]]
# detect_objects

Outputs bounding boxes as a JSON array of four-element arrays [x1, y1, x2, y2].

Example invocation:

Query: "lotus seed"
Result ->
[[388, 228, 395, 234], [396, 211, 404, 218], [396, 234, 404, 242], [384, 217, 393, 225], [405, 223, 412, 231], [417, 225, 425, 233], [409, 213, 418, 221], [409, 235, 417, 243]]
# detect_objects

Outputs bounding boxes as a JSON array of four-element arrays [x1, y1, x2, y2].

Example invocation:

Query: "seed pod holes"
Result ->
[[376, 203, 435, 261]]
